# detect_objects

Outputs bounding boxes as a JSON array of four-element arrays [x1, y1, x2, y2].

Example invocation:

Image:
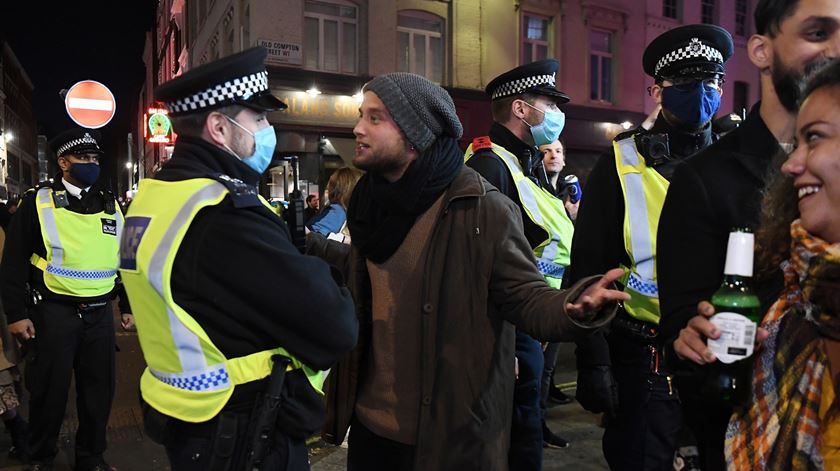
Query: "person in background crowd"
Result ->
[[121, 47, 357, 471], [307, 167, 362, 244], [564, 24, 733, 470], [312, 71, 629, 471], [465, 59, 577, 461], [537, 140, 579, 221], [0, 212, 28, 462], [1, 128, 133, 471], [0, 203, 12, 232], [723, 58, 840, 469], [660, 1, 840, 469], [534, 138, 578, 448], [304, 194, 320, 223]]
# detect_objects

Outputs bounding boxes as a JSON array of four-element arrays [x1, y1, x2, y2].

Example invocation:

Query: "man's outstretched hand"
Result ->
[[566, 268, 631, 320]]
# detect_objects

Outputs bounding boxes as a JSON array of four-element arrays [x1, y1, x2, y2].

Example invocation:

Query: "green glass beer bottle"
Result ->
[[703, 229, 761, 406]]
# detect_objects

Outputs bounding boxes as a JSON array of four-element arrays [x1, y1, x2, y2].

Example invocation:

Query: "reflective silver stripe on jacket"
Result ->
[[616, 138, 656, 282], [144, 182, 229, 388], [495, 149, 562, 264], [37, 187, 122, 280]]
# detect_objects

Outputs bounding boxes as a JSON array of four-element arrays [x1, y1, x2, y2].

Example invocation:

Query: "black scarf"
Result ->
[[347, 137, 463, 263]]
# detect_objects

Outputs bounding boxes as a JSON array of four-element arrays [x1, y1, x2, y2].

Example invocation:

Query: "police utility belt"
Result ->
[[612, 311, 659, 342], [25, 285, 109, 313]]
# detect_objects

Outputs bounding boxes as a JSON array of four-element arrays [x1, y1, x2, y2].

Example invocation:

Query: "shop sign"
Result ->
[[272, 89, 360, 128]]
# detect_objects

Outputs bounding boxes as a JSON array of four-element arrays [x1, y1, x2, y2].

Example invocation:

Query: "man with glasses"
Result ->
[[563, 25, 733, 470], [1, 128, 133, 470], [465, 59, 576, 468]]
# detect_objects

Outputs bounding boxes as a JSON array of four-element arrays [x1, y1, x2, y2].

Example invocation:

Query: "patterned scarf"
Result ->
[[726, 221, 840, 470]]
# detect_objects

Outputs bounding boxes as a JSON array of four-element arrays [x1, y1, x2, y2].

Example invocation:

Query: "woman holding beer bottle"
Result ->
[[724, 60, 840, 469]]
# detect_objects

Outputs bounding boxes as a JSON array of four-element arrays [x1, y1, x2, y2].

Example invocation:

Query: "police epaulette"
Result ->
[[212, 173, 261, 208], [613, 129, 639, 142], [472, 136, 493, 151]]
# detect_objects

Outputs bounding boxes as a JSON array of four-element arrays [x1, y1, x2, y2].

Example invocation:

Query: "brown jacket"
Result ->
[[318, 167, 616, 470]]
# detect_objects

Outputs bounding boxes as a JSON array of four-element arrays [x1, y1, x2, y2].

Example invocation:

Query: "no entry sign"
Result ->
[[64, 80, 116, 129]]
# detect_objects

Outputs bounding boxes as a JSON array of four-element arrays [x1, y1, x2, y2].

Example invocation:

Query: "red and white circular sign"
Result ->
[[64, 80, 116, 129]]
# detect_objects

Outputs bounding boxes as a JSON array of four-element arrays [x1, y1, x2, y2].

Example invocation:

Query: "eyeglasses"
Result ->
[[662, 75, 725, 90]]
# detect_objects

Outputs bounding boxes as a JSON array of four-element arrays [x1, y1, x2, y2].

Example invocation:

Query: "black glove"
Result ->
[[575, 365, 619, 419]]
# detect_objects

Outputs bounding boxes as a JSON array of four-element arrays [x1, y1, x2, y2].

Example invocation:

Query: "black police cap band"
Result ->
[[155, 46, 287, 115], [642, 24, 734, 78], [485, 59, 570, 104], [50, 128, 103, 158]]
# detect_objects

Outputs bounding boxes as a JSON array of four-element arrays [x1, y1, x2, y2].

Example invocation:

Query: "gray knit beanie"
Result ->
[[363, 72, 463, 152]]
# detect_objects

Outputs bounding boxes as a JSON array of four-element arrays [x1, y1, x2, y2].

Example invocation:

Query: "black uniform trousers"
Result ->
[[602, 317, 682, 471], [25, 300, 115, 468]]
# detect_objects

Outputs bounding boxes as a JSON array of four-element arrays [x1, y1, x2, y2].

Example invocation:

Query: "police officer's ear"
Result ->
[[748, 33, 772, 73], [203, 111, 234, 147], [649, 83, 665, 105], [56, 155, 71, 172], [511, 98, 530, 121]]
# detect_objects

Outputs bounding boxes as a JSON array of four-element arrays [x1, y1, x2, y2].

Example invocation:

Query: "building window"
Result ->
[[243, 3, 250, 47], [701, 0, 717, 24], [522, 14, 550, 64], [7, 153, 19, 183], [733, 81, 749, 116], [590, 29, 613, 103], [397, 11, 444, 83], [663, 0, 679, 19], [304, 0, 357, 74], [735, 0, 749, 36], [21, 162, 32, 187]]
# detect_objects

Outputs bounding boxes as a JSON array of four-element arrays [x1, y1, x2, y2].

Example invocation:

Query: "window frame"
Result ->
[[662, 0, 680, 20], [701, 0, 718, 25], [735, 0, 749, 37], [303, 0, 359, 74], [589, 28, 614, 104], [521, 13, 551, 65], [396, 10, 445, 83]]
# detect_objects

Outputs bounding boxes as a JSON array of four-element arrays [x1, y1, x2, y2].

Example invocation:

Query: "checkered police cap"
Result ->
[[643, 24, 734, 79], [491, 73, 557, 100], [655, 38, 724, 77], [50, 128, 104, 158], [485, 59, 570, 104], [155, 47, 286, 116], [166, 71, 269, 114]]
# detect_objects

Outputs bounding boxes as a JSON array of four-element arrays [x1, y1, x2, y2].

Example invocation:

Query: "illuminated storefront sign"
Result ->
[[144, 106, 174, 144], [271, 89, 360, 128]]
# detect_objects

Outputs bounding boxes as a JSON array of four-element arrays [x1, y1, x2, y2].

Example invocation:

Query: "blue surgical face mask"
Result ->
[[223, 116, 277, 174], [521, 101, 566, 147], [69, 162, 100, 186], [661, 81, 721, 129]]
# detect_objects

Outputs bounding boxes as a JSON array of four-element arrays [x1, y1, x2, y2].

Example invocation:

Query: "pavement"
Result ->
[[0, 315, 607, 470]]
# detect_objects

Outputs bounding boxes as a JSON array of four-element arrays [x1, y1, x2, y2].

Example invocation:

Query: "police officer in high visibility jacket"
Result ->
[[0, 128, 132, 471], [120, 47, 357, 471], [465, 59, 575, 468], [563, 25, 733, 470]]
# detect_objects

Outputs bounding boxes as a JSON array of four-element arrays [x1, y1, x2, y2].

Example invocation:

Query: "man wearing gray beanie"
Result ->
[[312, 71, 628, 470]]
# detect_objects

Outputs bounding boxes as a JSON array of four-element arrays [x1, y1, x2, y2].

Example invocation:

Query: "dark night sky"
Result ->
[[1, 1, 156, 186]]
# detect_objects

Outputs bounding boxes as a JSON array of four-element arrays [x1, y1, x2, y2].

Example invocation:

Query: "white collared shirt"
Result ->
[[61, 178, 91, 200]]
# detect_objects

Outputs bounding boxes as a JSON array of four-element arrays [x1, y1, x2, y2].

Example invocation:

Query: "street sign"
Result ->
[[64, 80, 116, 129]]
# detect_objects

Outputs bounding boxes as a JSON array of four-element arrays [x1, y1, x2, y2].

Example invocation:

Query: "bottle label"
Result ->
[[707, 312, 757, 364]]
